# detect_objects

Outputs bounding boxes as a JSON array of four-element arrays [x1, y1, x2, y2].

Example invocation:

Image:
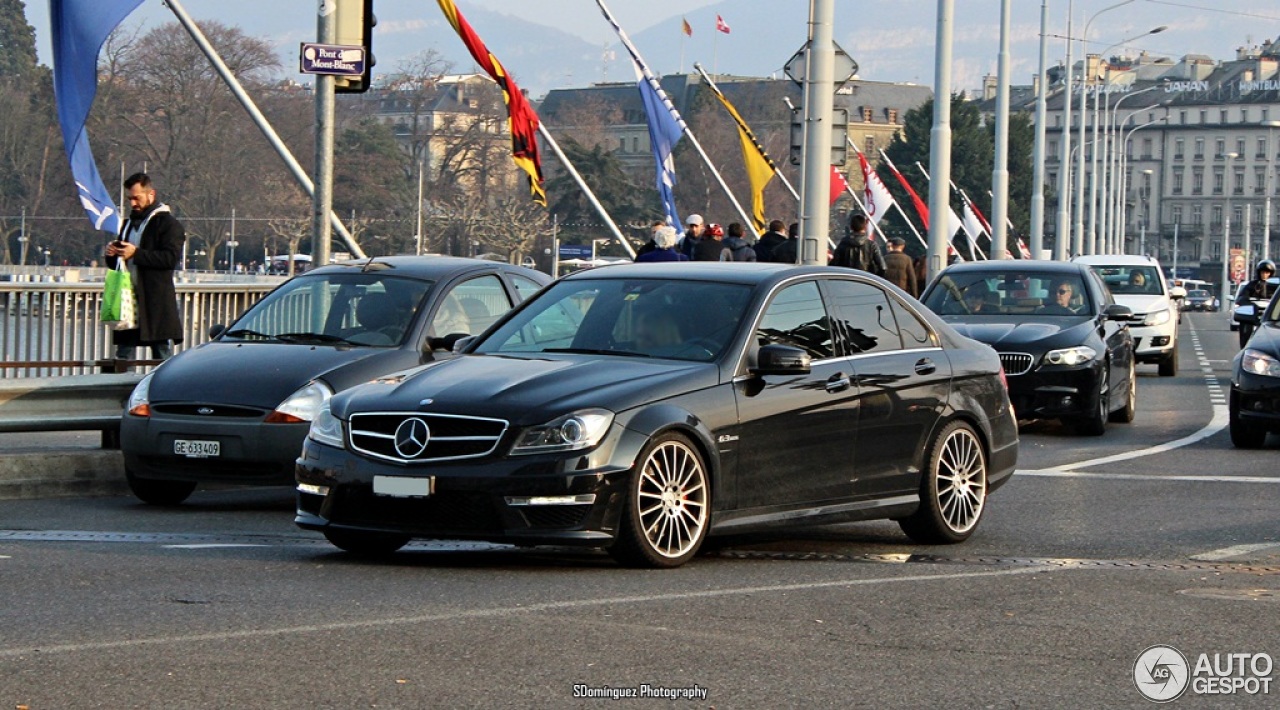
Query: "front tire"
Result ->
[[1240, 324, 1254, 349], [323, 529, 411, 556], [609, 432, 710, 568], [899, 420, 988, 544], [125, 469, 197, 506], [1158, 343, 1178, 377], [1229, 393, 1267, 449], [1076, 366, 1109, 436]]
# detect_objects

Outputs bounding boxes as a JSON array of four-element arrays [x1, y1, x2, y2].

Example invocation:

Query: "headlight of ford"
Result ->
[[1044, 346, 1097, 367], [265, 381, 333, 423], [1143, 308, 1171, 327], [1241, 349, 1280, 378], [307, 404, 346, 448], [126, 373, 153, 417], [511, 409, 614, 455]]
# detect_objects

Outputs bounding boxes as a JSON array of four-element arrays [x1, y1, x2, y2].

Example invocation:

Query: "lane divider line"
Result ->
[[1191, 543, 1280, 561]]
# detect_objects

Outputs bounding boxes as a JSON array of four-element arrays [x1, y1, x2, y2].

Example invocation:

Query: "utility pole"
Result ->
[[799, 0, 835, 265], [927, 0, 954, 278], [312, 0, 336, 267]]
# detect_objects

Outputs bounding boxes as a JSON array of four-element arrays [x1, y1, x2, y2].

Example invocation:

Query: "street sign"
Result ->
[[783, 40, 858, 89], [789, 107, 849, 166], [299, 43, 366, 77]]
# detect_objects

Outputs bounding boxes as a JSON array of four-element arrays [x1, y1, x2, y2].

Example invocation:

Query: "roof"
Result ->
[[1073, 255, 1162, 266], [561, 261, 862, 286], [939, 260, 1088, 276], [306, 255, 548, 282]]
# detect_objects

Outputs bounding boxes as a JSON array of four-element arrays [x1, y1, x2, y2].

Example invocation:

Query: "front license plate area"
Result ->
[[373, 475, 434, 498], [174, 439, 220, 458]]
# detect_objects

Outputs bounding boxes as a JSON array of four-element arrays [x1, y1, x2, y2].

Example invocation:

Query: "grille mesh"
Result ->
[[999, 352, 1034, 376], [349, 412, 508, 463]]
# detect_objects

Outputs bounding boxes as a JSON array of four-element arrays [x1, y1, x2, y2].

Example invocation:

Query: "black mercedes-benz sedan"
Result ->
[[295, 263, 1018, 568], [920, 261, 1135, 436], [1229, 288, 1280, 448], [121, 256, 549, 505]]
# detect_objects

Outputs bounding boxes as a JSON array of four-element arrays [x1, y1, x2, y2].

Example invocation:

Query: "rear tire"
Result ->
[[609, 432, 710, 569], [899, 420, 988, 544], [1110, 359, 1136, 423], [323, 529, 411, 556], [125, 469, 197, 506]]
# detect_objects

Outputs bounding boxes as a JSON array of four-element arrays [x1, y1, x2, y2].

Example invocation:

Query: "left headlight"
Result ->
[[1142, 308, 1172, 327], [1044, 346, 1097, 367], [126, 372, 153, 417], [265, 381, 333, 423], [1241, 349, 1280, 378], [307, 403, 346, 448], [510, 409, 614, 455]]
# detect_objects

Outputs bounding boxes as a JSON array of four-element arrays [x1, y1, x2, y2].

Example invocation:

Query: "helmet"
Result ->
[[1258, 260, 1276, 278], [707, 223, 724, 238]]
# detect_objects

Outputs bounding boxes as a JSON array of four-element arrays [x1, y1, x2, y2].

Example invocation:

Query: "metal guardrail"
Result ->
[[0, 373, 143, 447], [1, 277, 283, 378]]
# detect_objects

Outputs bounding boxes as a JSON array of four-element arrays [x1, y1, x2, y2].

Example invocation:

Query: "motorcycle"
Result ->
[[1233, 278, 1279, 348]]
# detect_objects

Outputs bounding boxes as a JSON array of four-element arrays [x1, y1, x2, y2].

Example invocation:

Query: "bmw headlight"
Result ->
[[511, 409, 614, 455], [1044, 346, 1096, 366], [126, 372, 153, 417], [265, 381, 333, 423], [307, 403, 345, 448], [1142, 308, 1172, 327], [1241, 349, 1280, 378]]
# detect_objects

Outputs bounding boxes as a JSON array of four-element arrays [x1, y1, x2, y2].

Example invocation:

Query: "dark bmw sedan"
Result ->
[[921, 261, 1135, 435], [121, 256, 549, 505], [295, 263, 1018, 568], [1229, 289, 1280, 447]]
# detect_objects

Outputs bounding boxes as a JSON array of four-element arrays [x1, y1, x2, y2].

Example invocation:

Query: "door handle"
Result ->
[[914, 358, 936, 375], [825, 372, 851, 392]]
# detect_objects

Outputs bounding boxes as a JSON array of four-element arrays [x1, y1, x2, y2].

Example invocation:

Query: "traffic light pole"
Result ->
[[313, 1, 336, 267]]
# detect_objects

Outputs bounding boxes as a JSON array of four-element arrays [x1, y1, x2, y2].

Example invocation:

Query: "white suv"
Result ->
[[1074, 255, 1183, 377]]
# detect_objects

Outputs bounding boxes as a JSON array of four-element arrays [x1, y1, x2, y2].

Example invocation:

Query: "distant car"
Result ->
[[921, 260, 1136, 435], [294, 263, 1018, 567], [121, 256, 550, 505], [1182, 289, 1218, 312], [1229, 286, 1280, 447], [1073, 255, 1181, 377]]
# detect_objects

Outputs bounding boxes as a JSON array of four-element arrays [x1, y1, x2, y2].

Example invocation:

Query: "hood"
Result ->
[[1109, 293, 1170, 315], [1247, 321, 1280, 354], [335, 354, 717, 425], [942, 315, 1093, 350], [148, 341, 423, 408]]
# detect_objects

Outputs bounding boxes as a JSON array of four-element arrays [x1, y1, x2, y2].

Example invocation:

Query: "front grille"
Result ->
[[520, 505, 592, 529], [330, 486, 502, 533], [152, 403, 267, 418], [349, 411, 508, 464], [999, 352, 1035, 376]]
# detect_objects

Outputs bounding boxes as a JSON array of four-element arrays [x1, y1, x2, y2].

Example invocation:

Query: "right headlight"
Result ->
[[126, 373, 153, 417], [306, 403, 346, 448], [1241, 349, 1280, 378], [1043, 346, 1097, 367]]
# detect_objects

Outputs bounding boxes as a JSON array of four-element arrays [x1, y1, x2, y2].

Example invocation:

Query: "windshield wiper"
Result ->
[[222, 328, 278, 340], [276, 332, 358, 346], [544, 347, 652, 358]]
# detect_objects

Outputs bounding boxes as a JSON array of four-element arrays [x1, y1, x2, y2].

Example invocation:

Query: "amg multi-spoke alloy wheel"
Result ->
[[610, 433, 709, 568], [900, 421, 988, 544]]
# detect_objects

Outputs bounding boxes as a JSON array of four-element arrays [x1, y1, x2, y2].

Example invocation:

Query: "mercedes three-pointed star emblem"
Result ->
[[393, 417, 431, 458]]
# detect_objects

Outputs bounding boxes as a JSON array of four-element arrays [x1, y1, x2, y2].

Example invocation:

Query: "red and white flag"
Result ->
[[961, 201, 987, 242], [681, 17, 692, 37], [1016, 236, 1032, 259], [829, 165, 849, 207], [858, 151, 897, 226], [715, 15, 730, 34]]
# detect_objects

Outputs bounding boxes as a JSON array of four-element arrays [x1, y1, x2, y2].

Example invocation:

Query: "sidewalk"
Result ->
[[0, 431, 126, 499]]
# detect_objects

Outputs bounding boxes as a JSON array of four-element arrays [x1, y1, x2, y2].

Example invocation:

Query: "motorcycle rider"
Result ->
[[1235, 260, 1276, 346]]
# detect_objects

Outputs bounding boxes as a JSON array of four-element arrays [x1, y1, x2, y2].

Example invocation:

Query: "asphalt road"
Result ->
[[2, 311, 1277, 709]]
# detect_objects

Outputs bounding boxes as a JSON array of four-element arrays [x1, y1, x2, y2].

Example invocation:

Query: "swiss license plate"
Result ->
[[174, 439, 220, 458], [373, 475, 433, 498]]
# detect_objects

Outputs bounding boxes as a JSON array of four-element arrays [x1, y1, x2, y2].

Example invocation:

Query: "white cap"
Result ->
[[685, 214, 704, 226]]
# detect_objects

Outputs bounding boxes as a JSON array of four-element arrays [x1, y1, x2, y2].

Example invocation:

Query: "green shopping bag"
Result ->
[[100, 262, 137, 330]]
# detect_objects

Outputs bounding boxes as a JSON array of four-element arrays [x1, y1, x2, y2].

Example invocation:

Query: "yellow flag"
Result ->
[[706, 84, 776, 232]]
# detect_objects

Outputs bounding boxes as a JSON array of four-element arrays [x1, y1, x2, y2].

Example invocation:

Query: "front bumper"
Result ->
[[121, 413, 306, 485], [294, 436, 635, 546], [1230, 371, 1280, 433], [1003, 360, 1104, 422], [1128, 324, 1175, 363]]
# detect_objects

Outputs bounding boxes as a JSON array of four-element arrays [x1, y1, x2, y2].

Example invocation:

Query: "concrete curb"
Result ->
[[0, 450, 127, 500]]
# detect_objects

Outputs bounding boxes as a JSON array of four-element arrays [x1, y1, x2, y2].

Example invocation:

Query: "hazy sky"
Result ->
[[23, 1, 1280, 93]]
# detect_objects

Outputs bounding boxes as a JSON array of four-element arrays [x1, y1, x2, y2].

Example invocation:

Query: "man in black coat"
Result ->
[[105, 173, 185, 360], [754, 220, 789, 262]]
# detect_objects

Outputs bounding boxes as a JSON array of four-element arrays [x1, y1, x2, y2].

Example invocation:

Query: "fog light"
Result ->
[[1061, 396, 1074, 407], [1151, 336, 1170, 346], [505, 494, 596, 506], [297, 483, 330, 496], [1254, 401, 1266, 412]]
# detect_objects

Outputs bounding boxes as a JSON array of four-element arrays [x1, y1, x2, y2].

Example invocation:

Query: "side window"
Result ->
[[431, 274, 512, 337], [889, 297, 936, 349], [823, 279, 903, 355], [510, 275, 544, 302], [755, 281, 834, 359]]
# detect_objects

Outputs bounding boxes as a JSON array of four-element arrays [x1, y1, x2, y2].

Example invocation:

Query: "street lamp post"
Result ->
[[1103, 88, 1160, 253], [1222, 151, 1240, 312], [1139, 169, 1153, 255], [1117, 116, 1168, 252]]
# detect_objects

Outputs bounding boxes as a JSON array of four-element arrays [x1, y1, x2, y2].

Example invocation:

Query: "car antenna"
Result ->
[[361, 256, 380, 273]]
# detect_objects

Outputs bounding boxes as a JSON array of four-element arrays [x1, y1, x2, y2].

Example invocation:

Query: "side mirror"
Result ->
[[1103, 304, 1134, 322], [1234, 304, 1261, 326], [750, 344, 812, 376], [208, 324, 226, 339], [1169, 286, 1186, 299], [426, 332, 471, 353]]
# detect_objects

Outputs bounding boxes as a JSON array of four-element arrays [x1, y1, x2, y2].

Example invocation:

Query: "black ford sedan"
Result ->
[[1229, 289, 1280, 447], [121, 256, 549, 505], [295, 263, 1018, 568], [921, 261, 1135, 435]]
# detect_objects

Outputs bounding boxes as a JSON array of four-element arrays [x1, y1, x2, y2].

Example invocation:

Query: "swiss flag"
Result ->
[[716, 15, 731, 34]]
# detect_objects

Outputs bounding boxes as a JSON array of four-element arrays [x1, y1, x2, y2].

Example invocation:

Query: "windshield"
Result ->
[[474, 277, 751, 362], [225, 273, 431, 347], [925, 271, 1095, 317], [1090, 265, 1164, 296]]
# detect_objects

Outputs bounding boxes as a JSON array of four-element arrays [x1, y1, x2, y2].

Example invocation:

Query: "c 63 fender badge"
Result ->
[[717, 434, 739, 444]]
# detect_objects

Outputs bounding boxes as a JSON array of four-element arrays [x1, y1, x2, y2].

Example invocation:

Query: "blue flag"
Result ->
[[632, 63, 684, 226], [50, 0, 143, 236]]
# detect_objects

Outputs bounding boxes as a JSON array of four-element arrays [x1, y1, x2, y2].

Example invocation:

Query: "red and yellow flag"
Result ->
[[437, 0, 546, 206], [681, 17, 692, 36]]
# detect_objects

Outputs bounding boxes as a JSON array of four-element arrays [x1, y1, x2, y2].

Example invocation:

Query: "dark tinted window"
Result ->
[[889, 297, 935, 348], [756, 281, 834, 359], [824, 279, 903, 355]]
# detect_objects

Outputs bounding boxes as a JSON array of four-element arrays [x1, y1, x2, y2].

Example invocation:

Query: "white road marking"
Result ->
[[1190, 543, 1280, 561], [162, 544, 269, 549], [1018, 470, 1279, 484], [0, 565, 1056, 658]]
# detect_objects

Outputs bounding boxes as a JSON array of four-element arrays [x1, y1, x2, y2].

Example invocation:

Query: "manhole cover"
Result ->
[[1178, 588, 1280, 602]]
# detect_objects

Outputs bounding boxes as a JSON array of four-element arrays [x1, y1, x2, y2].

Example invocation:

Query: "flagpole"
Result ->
[[916, 160, 979, 260], [536, 124, 633, 257], [594, 0, 758, 237], [696, 64, 798, 199], [165, 0, 365, 258], [875, 149, 931, 251]]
